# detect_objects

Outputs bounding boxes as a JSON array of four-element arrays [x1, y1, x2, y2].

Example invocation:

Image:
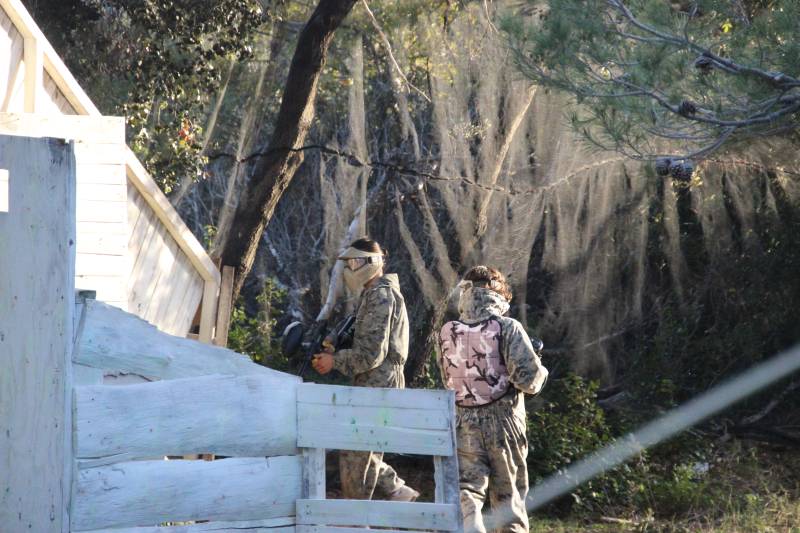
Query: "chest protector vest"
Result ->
[[439, 318, 511, 407]]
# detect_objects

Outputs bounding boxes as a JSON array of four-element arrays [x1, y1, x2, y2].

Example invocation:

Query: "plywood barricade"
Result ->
[[68, 300, 463, 533]]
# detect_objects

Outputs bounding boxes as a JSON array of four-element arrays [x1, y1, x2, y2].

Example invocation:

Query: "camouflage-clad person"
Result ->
[[312, 238, 419, 502], [437, 266, 548, 533]]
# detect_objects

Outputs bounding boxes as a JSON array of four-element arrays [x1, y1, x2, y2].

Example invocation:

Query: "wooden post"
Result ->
[[198, 279, 219, 343], [301, 448, 326, 499], [213, 265, 235, 347], [434, 393, 463, 532], [22, 35, 42, 112]]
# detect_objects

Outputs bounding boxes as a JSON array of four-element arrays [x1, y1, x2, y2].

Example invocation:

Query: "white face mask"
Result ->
[[343, 262, 383, 292]]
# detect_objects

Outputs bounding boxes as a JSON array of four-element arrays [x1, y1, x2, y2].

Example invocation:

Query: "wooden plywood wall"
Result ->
[[0, 134, 76, 532], [127, 185, 205, 335], [0, 0, 221, 340], [0, 113, 130, 310]]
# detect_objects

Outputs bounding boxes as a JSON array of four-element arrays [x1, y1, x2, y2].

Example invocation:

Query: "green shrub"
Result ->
[[227, 277, 290, 371]]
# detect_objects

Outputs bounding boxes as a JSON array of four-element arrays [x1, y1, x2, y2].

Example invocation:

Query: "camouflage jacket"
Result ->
[[439, 286, 548, 397], [333, 274, 409, 388]]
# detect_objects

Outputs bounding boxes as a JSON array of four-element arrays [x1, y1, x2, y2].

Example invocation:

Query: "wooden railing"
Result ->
[[69, 300, 462, 533]]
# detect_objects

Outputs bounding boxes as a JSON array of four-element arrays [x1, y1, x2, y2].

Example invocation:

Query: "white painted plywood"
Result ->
[[74, 374, 298, 460], [296, 500, 459, 531], [74, 299, 297, 381], [0, 134, 75, 532], [296, 384, 455, 455], [72, 456, 302, 531]]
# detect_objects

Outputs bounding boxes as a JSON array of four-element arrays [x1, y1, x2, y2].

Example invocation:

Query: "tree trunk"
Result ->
[[217, 0, 358, 299]]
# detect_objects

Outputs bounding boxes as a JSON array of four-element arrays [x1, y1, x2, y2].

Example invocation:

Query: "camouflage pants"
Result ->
[[339, 450, 406, 499], [457, 393, 529, 533]]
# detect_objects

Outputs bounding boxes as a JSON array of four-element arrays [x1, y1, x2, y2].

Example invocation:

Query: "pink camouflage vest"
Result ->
[[439, 318, 511, 407]]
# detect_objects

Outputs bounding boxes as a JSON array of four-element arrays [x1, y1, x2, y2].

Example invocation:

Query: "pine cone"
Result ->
[[694, 56, 713, 73], [678, 101, 698, 116], [671, 161, 694, 181], [655, 157, 672, 176]]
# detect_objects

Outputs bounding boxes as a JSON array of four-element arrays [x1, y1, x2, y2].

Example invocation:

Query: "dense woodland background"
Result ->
[[23, 0, 800, 529]]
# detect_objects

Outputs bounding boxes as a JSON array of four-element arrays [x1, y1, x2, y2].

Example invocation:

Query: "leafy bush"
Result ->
[[227, 277, 290, 371]]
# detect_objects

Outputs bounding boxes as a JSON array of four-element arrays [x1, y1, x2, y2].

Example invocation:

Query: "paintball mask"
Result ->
[[339, 246, 384, 292]]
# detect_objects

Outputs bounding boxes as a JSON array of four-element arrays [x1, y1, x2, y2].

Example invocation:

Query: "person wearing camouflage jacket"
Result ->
[[312, 238, 418, 502], [437, 266, 548, 533]]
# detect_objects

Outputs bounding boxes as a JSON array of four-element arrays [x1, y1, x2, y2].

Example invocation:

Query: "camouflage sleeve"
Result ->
[[333, 287, 394, 377], [502, 318, 549, 395]]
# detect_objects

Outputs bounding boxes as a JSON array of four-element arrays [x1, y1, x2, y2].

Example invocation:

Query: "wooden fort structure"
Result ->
[[0, 1, 462, 532]]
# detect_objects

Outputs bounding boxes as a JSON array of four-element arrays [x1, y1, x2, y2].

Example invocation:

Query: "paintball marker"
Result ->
[[281, 315, 356, 377]]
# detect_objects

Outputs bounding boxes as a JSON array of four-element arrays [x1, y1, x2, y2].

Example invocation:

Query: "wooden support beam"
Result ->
[[22, 35, 42, 112], [198, 279, 218, 343], [302, 448, 326, 500], [213, 265, 235, 347]]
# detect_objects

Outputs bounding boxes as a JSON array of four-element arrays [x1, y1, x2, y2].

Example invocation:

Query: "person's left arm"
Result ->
[[502, 319, 548, 395], [331, 287, 394, 377]]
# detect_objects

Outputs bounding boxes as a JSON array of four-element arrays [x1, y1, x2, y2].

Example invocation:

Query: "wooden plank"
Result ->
[[22, 35, 42, 112], [125, 151, 219, 285], [77, 182, 127, 202], [297, 383, 453, 409], [127, 191, 155, 262], [76, 198, 128, 223], [0, 113, 124, 143], [297, 402, 450, 432], [297, 421, 452, 456], [127, 219, 165, 315], [76, 231, 127, 255], [74, 374, 298, 460], [72, 456, 302, 531], [75, 252, 127, 276], [198, 278, 218, 343], [138, 227, 180, 321], [435, 395, 462, 532], [152, 250, 195, 334], [74, 141, 127, 164], [302, 448, 326, 500], [42, 68, 77, 114], [296, 384, 454, 455], [0, 11, 24, 113], [296, 500, 459, 531], [79, 163, 128, 184], [83, 517, 295, 533], [213, 265, 235, 346], [74, 299, 295, 381], [297, 527, 427, 533], [0, 135, 75, 532], [171, 269, 204, 337]]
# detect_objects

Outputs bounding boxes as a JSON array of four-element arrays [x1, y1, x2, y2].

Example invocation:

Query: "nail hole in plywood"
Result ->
[[0, 169, 8, 213]]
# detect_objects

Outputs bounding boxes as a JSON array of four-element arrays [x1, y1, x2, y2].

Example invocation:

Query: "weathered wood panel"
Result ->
[[0, 135, 75, 532], [296, 500, 459, 531], [82, 517, 295, 533], [296, 384, 454, 455], [74, 299, 295, 381], [75, 374, 298, 460], [72, 456, 302, 531]]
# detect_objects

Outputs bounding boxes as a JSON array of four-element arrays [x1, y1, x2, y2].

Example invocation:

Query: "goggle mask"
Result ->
[[345, 256, 383, 271]]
